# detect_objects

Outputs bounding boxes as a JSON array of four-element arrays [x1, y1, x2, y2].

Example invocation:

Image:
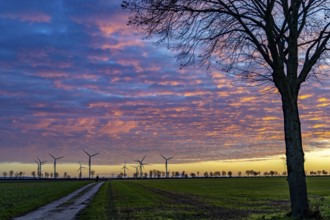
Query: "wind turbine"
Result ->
[[36, 157, 47, 178], [122, 161, 129, 178], [34, 159, 40, 178], [83, 150, 99, 179], [49, 153, 64, 179], [77, 162, 86, 179], [160, 154, 174, 178], [135, 156, 147, 178]]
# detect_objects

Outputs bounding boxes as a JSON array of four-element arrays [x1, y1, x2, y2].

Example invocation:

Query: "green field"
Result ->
[[80, 177, 330, 220], [0, 180, 91, 220]]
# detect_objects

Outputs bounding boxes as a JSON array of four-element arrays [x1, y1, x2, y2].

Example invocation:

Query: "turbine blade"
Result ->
[[83, 150, 91, 157], [168, 156, 174, 160], [160, 154, 166, 160], [91, 153, 99, 157], [141, 155, 146, 161], [57, 156, 64, 160], [49, 153, 55, 159]]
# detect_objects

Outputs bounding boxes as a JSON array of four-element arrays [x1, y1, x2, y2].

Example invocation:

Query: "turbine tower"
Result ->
[[34, 159, 40, 178], [122, 161, 129, 178], [131, 165, 139, 178], [49, 153, 64, 179], [160, 154, 174, 178], [36, 157, 47, 178], [77, 162, 86, 179], [83, 150, 99, 179], [135, 156, 147, 178]]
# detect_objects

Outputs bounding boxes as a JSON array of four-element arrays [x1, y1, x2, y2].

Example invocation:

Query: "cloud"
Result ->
[[0, 11, 51, 23], [0, 0, 329, 165]]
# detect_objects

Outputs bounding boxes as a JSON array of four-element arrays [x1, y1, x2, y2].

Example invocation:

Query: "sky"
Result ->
[[0, 0, 329, 177]]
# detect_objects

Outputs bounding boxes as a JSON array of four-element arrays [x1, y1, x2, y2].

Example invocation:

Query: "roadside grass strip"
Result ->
[[0, 180, 91, 220]]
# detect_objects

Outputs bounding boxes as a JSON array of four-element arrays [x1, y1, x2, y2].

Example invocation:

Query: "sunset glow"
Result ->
[[0, 1, 329, 178]]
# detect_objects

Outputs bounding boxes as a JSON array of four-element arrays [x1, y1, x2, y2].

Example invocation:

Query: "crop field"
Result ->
[[80, 177, 330, 220], [0, 180, 91, 219]]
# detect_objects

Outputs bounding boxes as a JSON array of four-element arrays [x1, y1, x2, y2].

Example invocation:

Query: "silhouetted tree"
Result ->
[[322, 170, 328, 175], [31, 171, 36, 178], [181, 171, 186, 178], [228, 171, 233, 177], [91, 170, 95, 178], [9, 170, 14, 178], [3, 171, 7, 178], [123, 1, 330, 217], [310, 171, 317, 176], [238, 171, 242, 177]]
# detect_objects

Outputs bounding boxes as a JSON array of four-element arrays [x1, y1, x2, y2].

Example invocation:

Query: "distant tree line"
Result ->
[[117, 169, 330, 179], [2, 169, 329, 179], [2, 170, 25, 179]]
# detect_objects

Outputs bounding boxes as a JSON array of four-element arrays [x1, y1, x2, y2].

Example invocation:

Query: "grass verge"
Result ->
[[0, 180, 91, 220]]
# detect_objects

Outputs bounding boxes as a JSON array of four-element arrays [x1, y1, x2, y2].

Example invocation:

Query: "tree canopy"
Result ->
[[123, 0, 330, 86]]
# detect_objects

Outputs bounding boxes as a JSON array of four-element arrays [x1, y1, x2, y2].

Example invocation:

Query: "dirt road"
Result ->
[[14, 181, 104, 220]]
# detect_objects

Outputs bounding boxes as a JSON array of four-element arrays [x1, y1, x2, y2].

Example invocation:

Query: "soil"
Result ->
[[14, 181, 104, 220]]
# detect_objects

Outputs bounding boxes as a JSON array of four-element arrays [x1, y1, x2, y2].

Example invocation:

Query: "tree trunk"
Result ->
[[281, 93, 309, 218]]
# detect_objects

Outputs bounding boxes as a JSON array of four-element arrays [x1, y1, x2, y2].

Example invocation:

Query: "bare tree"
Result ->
[[3, 171, 7, 178], [123, 0, 330, 217], [45, 172, 50, 179], [9, 170, 14, 178]]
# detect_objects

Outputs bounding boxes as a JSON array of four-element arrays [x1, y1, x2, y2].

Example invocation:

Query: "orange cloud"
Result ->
[[99, 121, 137, 136]]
